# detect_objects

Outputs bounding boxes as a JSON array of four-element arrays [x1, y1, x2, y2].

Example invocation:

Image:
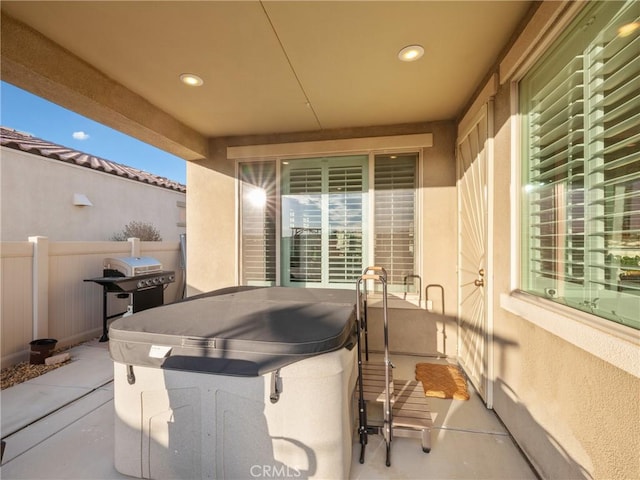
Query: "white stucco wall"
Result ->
[[0, 146, 186, 241], [478, 3, 640, 479], [186, 126, 458, 301]]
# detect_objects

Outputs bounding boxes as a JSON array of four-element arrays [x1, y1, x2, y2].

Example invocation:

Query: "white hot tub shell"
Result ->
[[109, 287, 358, 479]]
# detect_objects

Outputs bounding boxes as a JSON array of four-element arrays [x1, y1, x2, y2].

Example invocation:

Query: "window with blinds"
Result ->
[[374, 154, 418, 290], [285, 166, 323, 284], [281, 156, 367, 288], [328, 165, 364, 283], [239, 153, 418, 291], [521, 0, 639, 329], [239, 162, 276, 285]]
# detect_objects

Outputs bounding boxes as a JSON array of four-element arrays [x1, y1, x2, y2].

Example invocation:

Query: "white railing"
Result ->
[[0, 237, 183, 368]]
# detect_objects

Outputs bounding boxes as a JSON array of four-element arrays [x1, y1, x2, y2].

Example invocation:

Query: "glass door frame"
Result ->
[[280, 155, 369, 288]]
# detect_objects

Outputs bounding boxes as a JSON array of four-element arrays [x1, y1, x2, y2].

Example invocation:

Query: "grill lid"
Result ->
[[104, 256, 162, 277]]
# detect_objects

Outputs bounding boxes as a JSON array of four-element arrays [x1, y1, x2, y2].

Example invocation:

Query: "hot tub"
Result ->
[[109, 286, 358, 479]]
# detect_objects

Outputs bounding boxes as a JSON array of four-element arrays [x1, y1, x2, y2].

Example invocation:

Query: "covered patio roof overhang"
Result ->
[[0, 1, 535, 156]]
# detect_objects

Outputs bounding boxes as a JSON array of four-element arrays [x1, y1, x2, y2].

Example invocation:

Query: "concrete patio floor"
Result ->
[[1, 339, 537, 479]]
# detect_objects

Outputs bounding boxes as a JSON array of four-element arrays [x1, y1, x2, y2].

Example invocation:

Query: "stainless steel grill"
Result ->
[[85, 256, 175, 341]]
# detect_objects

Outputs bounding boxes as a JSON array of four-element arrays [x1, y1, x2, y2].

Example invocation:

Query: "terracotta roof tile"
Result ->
[[0, 127, 186, 193]]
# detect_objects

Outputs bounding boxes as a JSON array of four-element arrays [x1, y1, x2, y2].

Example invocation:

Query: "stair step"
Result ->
[[361, 363, 391, 378], [361, 361, 394, 402], [394, 379, 428, 400], [367, 399, 432, 421], [360, 365, 432, 427], [361, 361, 388, 371], [363, 375, 433, 454]]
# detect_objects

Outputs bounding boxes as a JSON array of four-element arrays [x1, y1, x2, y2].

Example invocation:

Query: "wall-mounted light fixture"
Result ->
[[73, 193, 93, 206]]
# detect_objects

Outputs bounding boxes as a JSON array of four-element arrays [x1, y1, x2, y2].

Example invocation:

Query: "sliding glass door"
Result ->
[[239, 152, 418, 290], [281, 156, 368, 288]]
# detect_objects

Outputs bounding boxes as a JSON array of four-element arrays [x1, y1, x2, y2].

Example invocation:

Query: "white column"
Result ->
[[128, 237, 140, 257], [28, 236, 49, 339]]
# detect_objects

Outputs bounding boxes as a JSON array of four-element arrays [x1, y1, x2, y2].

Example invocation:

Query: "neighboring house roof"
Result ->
[[0, 126, 186, 193]]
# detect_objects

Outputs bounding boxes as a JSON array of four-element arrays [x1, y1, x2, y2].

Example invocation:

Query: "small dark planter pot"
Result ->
[[29, 338, 58, 365]]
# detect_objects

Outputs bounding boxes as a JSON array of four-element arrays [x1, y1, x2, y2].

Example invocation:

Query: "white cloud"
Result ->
[[72, 131, 90, 140]]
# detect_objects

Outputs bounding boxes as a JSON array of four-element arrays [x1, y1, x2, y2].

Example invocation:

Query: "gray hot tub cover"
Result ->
[[109, 286, 356, 376]]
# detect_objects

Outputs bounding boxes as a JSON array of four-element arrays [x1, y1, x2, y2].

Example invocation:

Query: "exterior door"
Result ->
[[456, 102, 494, 406]]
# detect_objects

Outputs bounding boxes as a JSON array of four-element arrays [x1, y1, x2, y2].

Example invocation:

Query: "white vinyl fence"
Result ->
[[1, 237, 183, 368]]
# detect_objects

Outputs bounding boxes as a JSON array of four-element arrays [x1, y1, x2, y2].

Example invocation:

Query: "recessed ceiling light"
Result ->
[[398, 45, 424, 62], [179, 73, 204, 87]]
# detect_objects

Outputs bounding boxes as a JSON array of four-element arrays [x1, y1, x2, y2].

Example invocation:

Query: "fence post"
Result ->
[[28, 236, 49, 339], [128, 237, 140, 257]]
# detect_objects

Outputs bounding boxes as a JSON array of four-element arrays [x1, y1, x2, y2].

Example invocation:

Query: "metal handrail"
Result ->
[[360, 266, 387, 361], [426, 283, 446, 356], [356, 271, 393, 467], [425, 284, 445, 315], [403, 274, 422, 307]]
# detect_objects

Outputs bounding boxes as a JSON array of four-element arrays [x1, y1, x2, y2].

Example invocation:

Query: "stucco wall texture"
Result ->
[[1, 147, 186, 242]]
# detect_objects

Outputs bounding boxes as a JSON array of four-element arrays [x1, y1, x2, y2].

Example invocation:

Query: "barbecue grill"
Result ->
[[85, 256, 175, 341]]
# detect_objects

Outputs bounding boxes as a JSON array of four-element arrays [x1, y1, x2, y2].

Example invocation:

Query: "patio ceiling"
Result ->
[[1, 1, 533, 159]]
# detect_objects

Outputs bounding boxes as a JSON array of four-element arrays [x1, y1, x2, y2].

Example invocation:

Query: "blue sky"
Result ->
[[1, 81, 187, 185]]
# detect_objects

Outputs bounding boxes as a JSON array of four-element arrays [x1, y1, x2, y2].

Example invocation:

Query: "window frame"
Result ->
[[238, 160, 278, 286], [517, 0, 639, 330], [232, 135, 429, 298], [280, 155, 369, 288], [501, 0, 639, 377], [373, 153, 420, 294]]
